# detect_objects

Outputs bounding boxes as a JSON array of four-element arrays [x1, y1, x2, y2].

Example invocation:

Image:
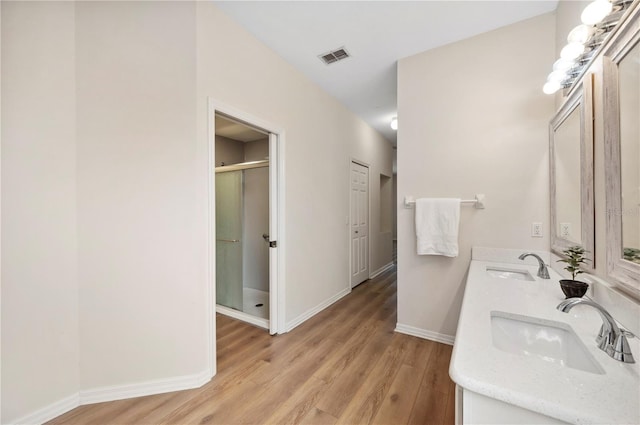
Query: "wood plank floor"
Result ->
[[48, 267, 455, 425]]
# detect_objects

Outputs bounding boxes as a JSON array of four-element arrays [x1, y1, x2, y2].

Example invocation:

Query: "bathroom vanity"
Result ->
[[449, 247, 640, 425]]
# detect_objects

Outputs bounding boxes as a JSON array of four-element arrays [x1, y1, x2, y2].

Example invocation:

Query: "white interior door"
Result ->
[[351, 161, 369, 287], [268, 133, 278, 335]]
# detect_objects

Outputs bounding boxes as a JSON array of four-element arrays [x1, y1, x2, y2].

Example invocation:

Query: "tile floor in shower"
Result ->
[[242, 287, 269, 319]]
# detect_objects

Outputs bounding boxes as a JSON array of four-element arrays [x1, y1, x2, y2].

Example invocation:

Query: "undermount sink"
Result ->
[[486, 266, 535, 281], [490, 311, 604, 374]]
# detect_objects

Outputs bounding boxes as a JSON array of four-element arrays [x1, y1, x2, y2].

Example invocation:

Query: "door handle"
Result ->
[[355, 231, 359, 234], [263, 234, 276, 248], [216, 238, 239, 243]]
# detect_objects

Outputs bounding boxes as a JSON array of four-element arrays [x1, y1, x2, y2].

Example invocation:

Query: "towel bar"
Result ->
[[404, 194, 485, 209]]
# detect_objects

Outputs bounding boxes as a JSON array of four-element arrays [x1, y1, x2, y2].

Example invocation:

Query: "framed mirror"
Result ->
[[550, 74, 595, 268], [603, 6, 640, 295]]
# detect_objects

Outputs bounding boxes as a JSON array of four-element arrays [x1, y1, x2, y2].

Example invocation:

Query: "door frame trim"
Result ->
[[349, 158, 371, 289], [207, 98, 286, 378]]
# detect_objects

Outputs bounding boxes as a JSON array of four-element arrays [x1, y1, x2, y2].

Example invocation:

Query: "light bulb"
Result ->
[[548, 70, 568, 83], [390, 117, 398, 130], [561, 42, 586, 60], [553, 58, 575, 72], [581, 0, 613, 25], [543, 80, 562, 95], [567, 24, 595, 44]]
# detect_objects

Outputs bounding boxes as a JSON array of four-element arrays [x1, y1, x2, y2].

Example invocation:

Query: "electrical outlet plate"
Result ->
[[560, 222, 571, 238], [532, 222, 543, 238]]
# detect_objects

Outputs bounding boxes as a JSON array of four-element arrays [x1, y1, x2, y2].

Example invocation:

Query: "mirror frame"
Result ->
[[603, 5, 640, 295], [549, 74, 595, 269]]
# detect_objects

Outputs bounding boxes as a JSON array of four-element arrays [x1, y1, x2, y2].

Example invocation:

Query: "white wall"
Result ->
[[1, 1, 79, 421], [397, 13, 555, 339], [75, 0, 206, 390], [1, 1, 393, 421]]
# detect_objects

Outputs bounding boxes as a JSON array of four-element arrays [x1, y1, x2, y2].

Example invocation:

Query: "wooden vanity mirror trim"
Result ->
[[549, 74, 595, 269], [603, 4, 640, 296]]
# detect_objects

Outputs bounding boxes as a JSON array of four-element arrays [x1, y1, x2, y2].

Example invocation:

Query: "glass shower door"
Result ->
[[216, 170, 243, 311]]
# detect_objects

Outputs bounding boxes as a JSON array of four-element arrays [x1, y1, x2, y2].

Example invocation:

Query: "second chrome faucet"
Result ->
[[519, 252, 550, 279], [557, 298, 635, 364]]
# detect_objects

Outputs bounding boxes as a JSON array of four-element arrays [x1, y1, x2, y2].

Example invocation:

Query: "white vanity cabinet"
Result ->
[[456, 386, 567, 425]]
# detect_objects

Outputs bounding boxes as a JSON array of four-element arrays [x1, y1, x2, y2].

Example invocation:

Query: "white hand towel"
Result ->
[[415, 198, 461, 257]]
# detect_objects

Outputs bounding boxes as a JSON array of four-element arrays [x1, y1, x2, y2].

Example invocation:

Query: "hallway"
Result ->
[[48, 267, 455, 424]]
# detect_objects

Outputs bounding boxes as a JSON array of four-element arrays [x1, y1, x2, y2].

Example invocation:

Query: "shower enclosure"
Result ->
[[215, 161, 270, 325]]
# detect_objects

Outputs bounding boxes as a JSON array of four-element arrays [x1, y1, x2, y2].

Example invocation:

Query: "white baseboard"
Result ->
[[11, 369, 212, 424], [80, 369, 211, 405], [216, 304, 269, 330], [369, 262, 395, 279], [285, 288, 350, 332], [10, 393, 79, 425], [395, 323, 455, 345]]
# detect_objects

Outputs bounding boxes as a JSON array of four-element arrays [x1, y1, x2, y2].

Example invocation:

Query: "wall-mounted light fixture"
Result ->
[[543, 0, 633, 95], [390, 117, 398, 130]]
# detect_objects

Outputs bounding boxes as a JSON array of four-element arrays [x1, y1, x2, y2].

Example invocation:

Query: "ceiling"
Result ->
[[214, 1, 558, 145], [216, 114, 269, 142]]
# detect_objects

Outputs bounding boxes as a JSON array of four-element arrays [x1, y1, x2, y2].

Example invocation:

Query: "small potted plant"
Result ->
[[557, 245, 589, 298]]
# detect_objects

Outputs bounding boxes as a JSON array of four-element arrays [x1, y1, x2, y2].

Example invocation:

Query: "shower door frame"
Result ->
[[207, 98, 286, 378]]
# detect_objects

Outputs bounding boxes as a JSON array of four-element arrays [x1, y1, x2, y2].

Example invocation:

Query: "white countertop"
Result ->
[[449, 257, 640, 424]]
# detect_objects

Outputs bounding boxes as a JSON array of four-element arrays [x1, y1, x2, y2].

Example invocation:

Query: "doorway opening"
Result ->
[[209, 101, 284, 348], [215, 114, 271, 329]]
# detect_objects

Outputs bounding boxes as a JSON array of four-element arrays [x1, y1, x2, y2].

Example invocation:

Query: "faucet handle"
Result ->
[[596, 322, 619, 350], [621, 328, 635, 338], [538, 266, 550, 279], [596, 324, 607, 346], [611, 334, 635, 363]]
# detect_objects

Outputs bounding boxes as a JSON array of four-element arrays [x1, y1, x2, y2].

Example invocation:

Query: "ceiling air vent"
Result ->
[[319, 47, 351, 65]]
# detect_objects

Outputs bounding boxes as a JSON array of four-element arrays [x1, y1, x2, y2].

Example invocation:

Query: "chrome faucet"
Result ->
[[518, 253, 550, 279], [557, 298, 635, 363]]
